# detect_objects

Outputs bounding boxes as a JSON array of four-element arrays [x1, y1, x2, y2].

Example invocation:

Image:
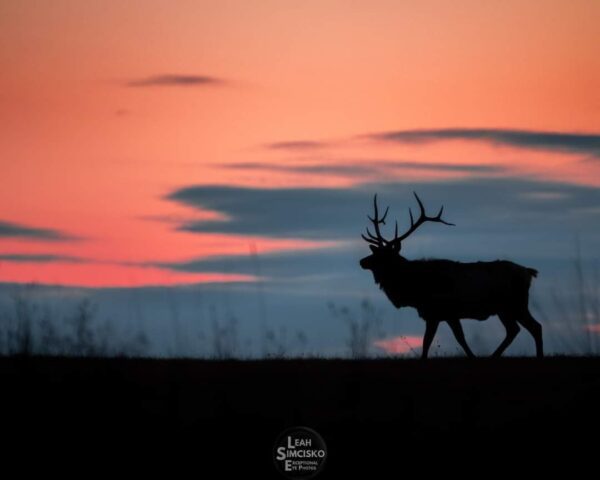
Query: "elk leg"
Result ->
[[421, 320, 439, 359], [492, 314, 520, 357], [517, 311, 544, 358], [447, 320, 476, 358]]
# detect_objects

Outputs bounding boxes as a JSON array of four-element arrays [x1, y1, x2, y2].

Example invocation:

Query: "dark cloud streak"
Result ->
[[0, 254, 82, 263], [224, 160, 503, 176], [166, 178, 600, 239], [368, 128, 600, 157], [126, 74, 224, 87], [264, 141, 327, 151], [156, 248, 350, 280], [0, 221, 71, 241]]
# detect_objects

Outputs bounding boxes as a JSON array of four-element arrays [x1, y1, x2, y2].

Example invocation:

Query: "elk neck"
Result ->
[[373, 255, 412, 308]]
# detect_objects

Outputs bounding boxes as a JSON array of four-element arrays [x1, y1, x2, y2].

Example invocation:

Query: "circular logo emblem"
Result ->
[[273, 426, 327, 478]]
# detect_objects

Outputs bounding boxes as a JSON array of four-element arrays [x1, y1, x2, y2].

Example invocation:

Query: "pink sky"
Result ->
[[374, 336, 423, 355], [0, 1, 598, 286]]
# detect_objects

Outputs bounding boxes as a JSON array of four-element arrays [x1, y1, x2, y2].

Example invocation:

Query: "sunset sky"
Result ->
[[1, 1, 599, 355]]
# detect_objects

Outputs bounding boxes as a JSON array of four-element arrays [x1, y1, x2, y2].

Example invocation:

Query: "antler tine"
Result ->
[[413, 192, 425, 215], [361, 233, 380, 245], [367, 195, 389, 223], [362, 193, 393, 246], [380, 206, 389, 224], [435, 205, 455, 226], [367, 193, 378, 222], [393, 191, 455, 243], [365, 227, 380, 241], [371, 194, 386, 244]]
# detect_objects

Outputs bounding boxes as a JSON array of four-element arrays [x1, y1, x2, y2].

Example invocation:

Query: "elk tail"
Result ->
[[527, 268, 538, 278]]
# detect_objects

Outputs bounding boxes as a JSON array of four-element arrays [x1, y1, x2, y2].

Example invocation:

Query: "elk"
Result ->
[[360, 193, 543, 359]]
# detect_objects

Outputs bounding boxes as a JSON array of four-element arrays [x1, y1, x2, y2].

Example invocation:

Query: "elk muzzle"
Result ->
[[360, 256, 372, 270]]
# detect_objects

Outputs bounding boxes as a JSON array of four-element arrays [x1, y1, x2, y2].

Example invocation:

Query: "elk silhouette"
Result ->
[[360, 193, 543, 359]]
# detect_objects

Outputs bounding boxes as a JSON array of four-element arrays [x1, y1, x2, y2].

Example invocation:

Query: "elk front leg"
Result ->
[[421, 320, 439, 359], [447, 320, 476, 358], [492, 314, 520, 357]]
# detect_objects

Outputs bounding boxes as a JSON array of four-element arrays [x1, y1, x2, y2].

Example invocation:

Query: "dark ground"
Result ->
[[2, 356, 599, 476]]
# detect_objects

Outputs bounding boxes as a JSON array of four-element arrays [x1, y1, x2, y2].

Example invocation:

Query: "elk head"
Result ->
[[359, 193, 454, 283]]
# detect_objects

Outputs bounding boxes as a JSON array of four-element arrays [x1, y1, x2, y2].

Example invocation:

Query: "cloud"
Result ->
[[0, 220, 71, 241], [373, 335, 422, 355], [224, 160, 503, 177], [155, 247, 354, 281], [264, 141, 328, 151], [165, 178, 600, 240], [0, 254, 82, 263], [126, 74, 224, 87], [167, 185, 362, 238], [368, 128, 600, 157]]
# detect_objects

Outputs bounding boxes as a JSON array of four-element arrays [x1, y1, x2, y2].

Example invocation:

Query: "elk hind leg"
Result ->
[[517, 310, 544, 358], [421, 320, 439, 359], [447, 319, 475, 358], [492, 314, 520, 357]]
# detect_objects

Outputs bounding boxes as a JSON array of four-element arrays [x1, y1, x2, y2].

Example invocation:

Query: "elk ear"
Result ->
[[369, 245, 378, 254], [393, 241, 401, 253]]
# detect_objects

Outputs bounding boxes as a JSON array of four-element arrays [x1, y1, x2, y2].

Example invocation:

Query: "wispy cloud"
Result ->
[[224, 160, 503, 177], [126, 74, 224, 87], [373, 336, 422, 355], [0, 220, 71, 241], [0, 254, 82, 263], [166, 178, 600, 240], [368, 128, 600, 157], [155, 247, 349, 281], [264, 140, 328, 151]]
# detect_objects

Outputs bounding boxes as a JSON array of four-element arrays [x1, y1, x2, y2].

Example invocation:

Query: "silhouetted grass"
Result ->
[[0, 289, 149, 357], [532, 242, 600, 355], [328, 299, 385, 358], [1, 355, 598, 475]]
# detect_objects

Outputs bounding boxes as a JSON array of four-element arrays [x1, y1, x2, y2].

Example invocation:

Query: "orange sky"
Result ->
[[0, 0, 598, 287]]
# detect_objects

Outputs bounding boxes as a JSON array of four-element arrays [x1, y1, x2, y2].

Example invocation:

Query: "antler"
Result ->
[[392, 192, 454, 244], [361, 194, 391, 246], [362, 192, 454, 248]]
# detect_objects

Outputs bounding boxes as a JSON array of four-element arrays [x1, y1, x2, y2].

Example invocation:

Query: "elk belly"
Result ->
[[416, 297, 496, 322]]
